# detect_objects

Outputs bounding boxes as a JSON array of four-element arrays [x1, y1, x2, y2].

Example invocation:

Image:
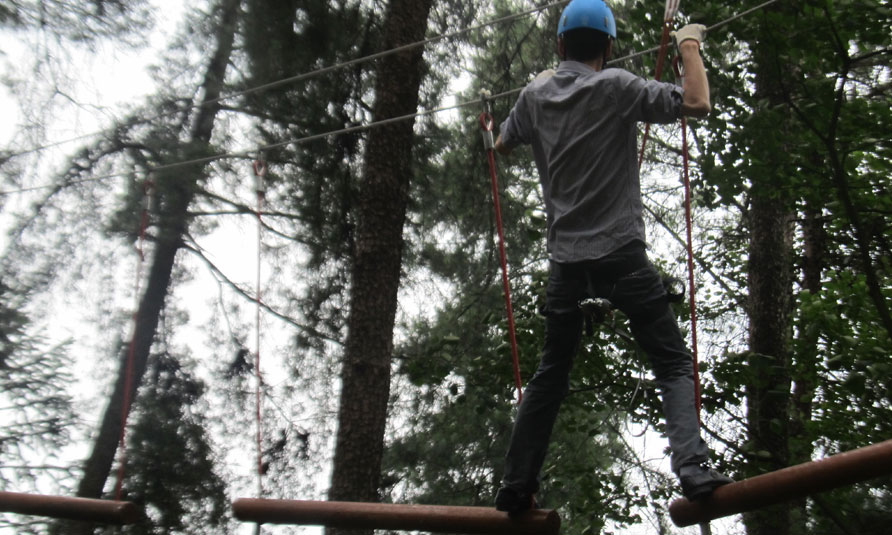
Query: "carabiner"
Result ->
[[253, 153, 268, 194], [673, 55, 685, 78], [252, 159, 268, 178]]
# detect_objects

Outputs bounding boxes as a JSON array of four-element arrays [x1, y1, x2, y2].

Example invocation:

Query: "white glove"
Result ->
[[672, 23, 707, 47]]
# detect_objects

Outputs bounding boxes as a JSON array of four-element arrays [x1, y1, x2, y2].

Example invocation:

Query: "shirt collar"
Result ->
[[557, 60, 601, 75]]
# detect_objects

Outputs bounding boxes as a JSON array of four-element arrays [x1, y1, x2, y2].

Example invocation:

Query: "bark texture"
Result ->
[[326, 1, 434, 534], [743, 3, 796, 532]]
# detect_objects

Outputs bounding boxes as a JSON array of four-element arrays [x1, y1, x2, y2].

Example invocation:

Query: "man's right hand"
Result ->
[[674, 24, 711, 118]]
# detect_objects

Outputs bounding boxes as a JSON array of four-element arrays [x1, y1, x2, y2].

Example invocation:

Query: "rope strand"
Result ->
[[479, 108, 524, 404], [252, 157, 267, 501], [680, 116, 702, 418], [113, 175, 153, 500]]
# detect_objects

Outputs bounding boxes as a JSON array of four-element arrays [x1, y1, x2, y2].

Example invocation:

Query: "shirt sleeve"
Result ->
[[498, 90, 531, 149], [615, 71, 684, 124]]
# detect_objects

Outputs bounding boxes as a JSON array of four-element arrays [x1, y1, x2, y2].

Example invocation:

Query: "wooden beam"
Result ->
[[232, 498, 561, 535], [0, 491, 141, 524], [669, 439, 892, 527]]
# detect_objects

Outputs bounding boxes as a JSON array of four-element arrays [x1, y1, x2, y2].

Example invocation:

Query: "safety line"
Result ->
[[252, 156, 266, 502], [3, 1, 570, 161], [0, 0, 782, 197], [113, 176, 153, 500], [479, 105, 524, 404], [680, 114, 702, 418]]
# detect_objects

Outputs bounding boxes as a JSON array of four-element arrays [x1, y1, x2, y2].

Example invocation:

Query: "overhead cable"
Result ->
[[3, 1, 570, 160], [0, 0, 782, 196]]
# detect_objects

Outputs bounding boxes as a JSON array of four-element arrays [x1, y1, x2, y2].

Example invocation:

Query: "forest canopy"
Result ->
[[1, 1, 889, 534]]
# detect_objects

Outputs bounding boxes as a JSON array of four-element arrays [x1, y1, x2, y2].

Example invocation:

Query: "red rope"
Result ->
[[253, 158, 267, 498], [479, 112, 523, 404], [637, 10, 703, 421], [680, 115, 702, 417], [114, 177, 153, 500], [638, 21, 675, 168]]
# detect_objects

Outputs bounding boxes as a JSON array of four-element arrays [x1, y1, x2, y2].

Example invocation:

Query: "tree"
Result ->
[[67, 1, 241, 521], [327, 3, 436, 535], [0, 0, 151, 168], [699, 1, 892, 533], [0, 0, 147, 37], [0, 283, 76, 535], [1, 0, 247, 532], [100, 351, 229, 535]]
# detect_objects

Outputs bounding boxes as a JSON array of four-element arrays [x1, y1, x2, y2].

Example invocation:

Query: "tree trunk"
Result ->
[[785, 200, 825, 533], [326, 0, 433, 534], [743, 3, 796, 532], [744, 193, 794, 535], [54, 0, 240, 532]]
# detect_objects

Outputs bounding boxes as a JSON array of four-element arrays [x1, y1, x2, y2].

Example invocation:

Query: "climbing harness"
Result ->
[[479, 92, 524, 404]]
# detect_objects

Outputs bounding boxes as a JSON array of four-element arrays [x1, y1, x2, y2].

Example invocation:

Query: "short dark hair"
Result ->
[[561, 27, 611, 62]]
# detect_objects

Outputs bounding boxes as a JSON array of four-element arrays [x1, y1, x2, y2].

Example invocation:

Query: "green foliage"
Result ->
[[0, 0, 152, 44], [2, 0, 890, 532], [0, 283, 76, 533], [0, 283, 75, 458], [110, 352, 229, 535]]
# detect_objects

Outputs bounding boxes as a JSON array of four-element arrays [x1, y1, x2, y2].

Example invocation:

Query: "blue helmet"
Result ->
[[557, 0, 616, 39]]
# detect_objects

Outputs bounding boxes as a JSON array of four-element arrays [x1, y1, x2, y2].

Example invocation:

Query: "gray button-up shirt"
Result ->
[[499, 61, 684, 262]]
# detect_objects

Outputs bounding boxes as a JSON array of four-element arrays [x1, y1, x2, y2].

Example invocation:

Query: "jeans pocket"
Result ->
[[608, 265, 665, 316], [545, 263, 584, 315]]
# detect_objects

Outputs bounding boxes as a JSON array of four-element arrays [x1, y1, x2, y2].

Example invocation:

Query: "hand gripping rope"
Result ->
[[479, 92, 524, 404]]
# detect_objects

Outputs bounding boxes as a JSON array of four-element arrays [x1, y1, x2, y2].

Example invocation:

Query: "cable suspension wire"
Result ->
[[0, 0, 782, 198], [3, 1, 571, 161]]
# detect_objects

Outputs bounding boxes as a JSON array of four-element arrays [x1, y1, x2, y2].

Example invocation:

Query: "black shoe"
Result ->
[[679, 463, 734, 501], [495, 487, 538, 516]]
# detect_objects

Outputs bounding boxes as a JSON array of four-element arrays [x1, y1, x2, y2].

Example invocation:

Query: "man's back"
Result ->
[[499, 62, 683, 262]]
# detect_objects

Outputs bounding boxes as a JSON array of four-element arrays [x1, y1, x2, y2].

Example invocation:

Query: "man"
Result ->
[[492, 0, 732, 515]]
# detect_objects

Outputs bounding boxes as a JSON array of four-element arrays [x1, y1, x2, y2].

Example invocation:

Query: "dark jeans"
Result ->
[[501, 242, 709, 494]]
